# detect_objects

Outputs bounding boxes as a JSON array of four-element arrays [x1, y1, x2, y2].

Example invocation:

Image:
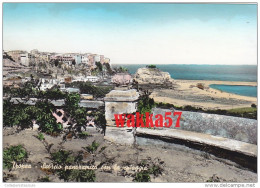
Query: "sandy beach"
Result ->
[[150, 80, 257, 110]]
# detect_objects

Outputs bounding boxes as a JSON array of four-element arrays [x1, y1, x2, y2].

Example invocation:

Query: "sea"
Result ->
[[113, 64, 257, 97]]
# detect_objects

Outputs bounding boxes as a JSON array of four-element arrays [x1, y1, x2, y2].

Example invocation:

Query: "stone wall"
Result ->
[[151, 108, 257, 144]]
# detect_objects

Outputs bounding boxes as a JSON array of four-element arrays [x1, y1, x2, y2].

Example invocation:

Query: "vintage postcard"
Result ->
[[2, 2, 258, 185]]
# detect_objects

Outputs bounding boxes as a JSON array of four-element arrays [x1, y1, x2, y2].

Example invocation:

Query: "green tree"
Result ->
[[95, 61, 103, 72], [54, 59, 59, 67]]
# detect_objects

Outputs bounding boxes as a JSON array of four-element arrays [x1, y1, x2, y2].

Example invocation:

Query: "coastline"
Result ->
[[150, 80, 257, 110]]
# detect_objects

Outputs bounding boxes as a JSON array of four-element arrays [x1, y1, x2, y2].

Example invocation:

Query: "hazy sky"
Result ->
[[3, 3, 257, 65]]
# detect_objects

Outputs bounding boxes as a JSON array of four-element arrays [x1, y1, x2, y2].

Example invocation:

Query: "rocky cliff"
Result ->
[[134, 67, 174, 85]]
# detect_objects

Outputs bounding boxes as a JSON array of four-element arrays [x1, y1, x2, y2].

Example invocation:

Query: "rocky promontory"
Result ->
[[134, 67, 174, 87]]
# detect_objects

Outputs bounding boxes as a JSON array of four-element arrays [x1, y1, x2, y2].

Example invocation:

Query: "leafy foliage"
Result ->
[[50, 150, 95, 182], [137, 92, 155, 124], [3, 145, 28, 169], [4, 82, 66, 100], [103, 63, 113, 75], [43, 88, 67, 100], [251, 103, 257, 108], [78, 132, 91, 139], [37, 176, 51, 182], [37, 133, 45, 141], [93, 109, 106, 131], [3, 100, 23, 127], [35, 100, 63, 135], [133, 171, 151, 182], [64, 93, 88, 133], [3, 98, 63, 135], [67, 170, 96, 182], [147, 165, 163, 176], [206, 174, 220, 182], [146, 65, 156, 68], [133, 159, 163, 182], [95, 61, 103, 72], [51, 150, 76, 166], [66, 81, 112, 98], [83, 141, 100, 154], [3, 82, 39, 98], [114, 66, 128, 73], [3, 100, 39, 129]]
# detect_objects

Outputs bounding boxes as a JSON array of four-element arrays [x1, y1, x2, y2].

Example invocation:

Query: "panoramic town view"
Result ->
[[2, 2, 257, 185]]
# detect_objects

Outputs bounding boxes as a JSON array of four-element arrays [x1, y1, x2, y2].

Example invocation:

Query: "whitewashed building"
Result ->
[[20, 53, 29, 66], [86, 76, 99, 82]]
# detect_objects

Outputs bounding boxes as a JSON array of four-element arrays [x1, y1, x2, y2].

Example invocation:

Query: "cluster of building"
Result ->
[[5, 49, 110, 69], [3, 75, 101, 91], [4, 48, 136, 97]]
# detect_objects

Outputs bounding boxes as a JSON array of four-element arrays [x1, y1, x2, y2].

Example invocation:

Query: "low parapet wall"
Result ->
[[136, 128, 257, 172], [152, 108, 257, 144]]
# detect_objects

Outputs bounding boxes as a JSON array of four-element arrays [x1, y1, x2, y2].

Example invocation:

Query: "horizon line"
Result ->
[[111, 63, 257, 66]]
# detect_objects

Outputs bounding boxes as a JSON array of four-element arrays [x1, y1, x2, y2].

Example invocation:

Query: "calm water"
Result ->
[[113, 64, 257, 82], [113, 64, 257, 97], [210, 84, 257, 97]]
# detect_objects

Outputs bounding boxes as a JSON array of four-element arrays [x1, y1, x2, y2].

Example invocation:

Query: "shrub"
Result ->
[[137, 93, 155, 124], [251, 103, 257, 108], [50, 150, 95, 182], [146, 65, 156, 68], [43, 88, 67, 100], [93, 109, 106, 131], [37, 133, 45, 141], [197, 83, 205, 90], [115, 66, 128, 73], [64, 93, 80, 111], [147, 165, 163, 177], [3, 145, 28, 169], [50, 150, 75, 166], [104, 63, 113, 75], [78, 132, 91, 139], [37, 176, 51, 182], [206, 174, 220, 182], [67, 169, 96, 182], [133, 171, 151, 182], [84, 141, 100, 154], [133, 159, 163, 182], [95, 61, 103, 72]]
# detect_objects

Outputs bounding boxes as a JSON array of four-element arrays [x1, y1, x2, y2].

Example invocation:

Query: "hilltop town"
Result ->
[[3, 49, 133, 93]]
